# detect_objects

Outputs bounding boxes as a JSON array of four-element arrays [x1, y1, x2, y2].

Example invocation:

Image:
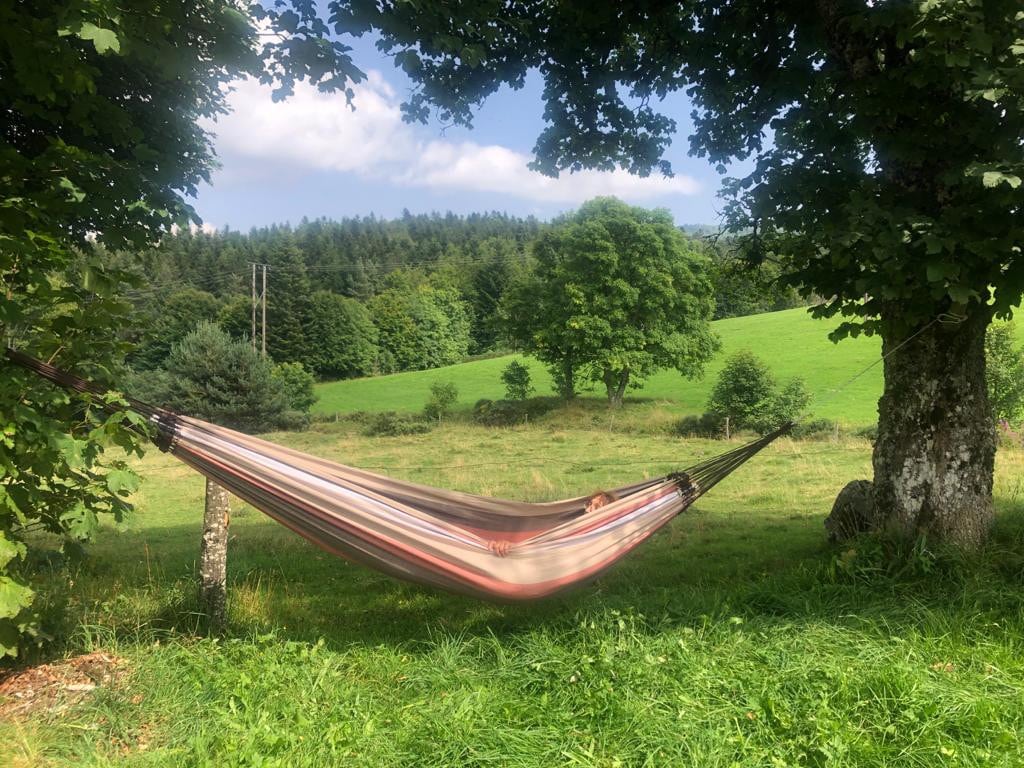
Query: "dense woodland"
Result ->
[[104, 211, 806, 382]]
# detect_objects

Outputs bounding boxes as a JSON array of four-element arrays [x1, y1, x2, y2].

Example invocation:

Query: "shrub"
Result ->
[[363, 411, 433, 437], [763, 378, 811, 431], [854, 424, 879, 442], [272, 361, 317, 413], [673, 412, 725, 438], [707, 351, 810, 434], [500, 360, 534, 401], [424, 380, 459, 421], [472, 397, 556, 427], [791, 418, 838, 439]]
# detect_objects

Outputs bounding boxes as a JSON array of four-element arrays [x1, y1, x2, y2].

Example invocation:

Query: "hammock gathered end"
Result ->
[[5, 348, 790, 601]]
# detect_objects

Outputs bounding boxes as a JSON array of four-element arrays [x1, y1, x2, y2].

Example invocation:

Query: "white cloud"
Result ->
[[169, 222, 219, 235], [206, 73, 699, 204]]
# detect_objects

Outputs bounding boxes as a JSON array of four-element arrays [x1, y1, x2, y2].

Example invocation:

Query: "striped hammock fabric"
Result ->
[[7, 349, 790, 600]]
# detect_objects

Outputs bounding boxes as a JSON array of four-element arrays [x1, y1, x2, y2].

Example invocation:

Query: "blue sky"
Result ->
[[193, 34, 733, 230]]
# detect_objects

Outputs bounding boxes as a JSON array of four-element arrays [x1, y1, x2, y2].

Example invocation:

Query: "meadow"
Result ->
[[6, 308, 1024, 766], [313, 307, 887, 426]]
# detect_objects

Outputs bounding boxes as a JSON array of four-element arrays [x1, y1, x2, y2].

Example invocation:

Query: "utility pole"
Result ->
[[261, 264, 267, 359], [250, 263, 257, 352]]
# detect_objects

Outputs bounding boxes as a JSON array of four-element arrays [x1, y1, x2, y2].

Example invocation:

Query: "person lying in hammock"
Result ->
[[585, 491, 614, 513], [583, 472, 699, 516], [487, 491, 616, 558]]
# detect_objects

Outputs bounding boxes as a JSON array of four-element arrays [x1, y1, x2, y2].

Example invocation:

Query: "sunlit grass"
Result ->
[[314, 307, 889, 426]]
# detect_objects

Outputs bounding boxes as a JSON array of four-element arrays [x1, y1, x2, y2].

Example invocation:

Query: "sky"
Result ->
[[193, 34, 735, 231]]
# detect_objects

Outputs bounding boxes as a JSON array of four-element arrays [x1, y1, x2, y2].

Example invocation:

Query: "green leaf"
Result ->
[[0, 534, 26, 571], [948, 284, 974, 304], [0, 576, 33, 621], [106, 468, 139, 496], [54, 434, 85, 469], [58, 177, 86, 203], [78, 23, 121, 55], [926, 261, 947, 282], [981, 171, 1021, 189], [61, 502, 99, 541]]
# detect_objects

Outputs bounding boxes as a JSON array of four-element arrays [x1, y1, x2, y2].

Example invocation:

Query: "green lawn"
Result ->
[[5, 421, 1024, 766], [314, 308, 888, 426]]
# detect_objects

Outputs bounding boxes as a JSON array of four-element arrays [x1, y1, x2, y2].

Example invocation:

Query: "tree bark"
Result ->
[[872, 308, 995, 548], [603, 369, 629, 408], [199, 478, 230, 633], [556, 358, 576, 400]]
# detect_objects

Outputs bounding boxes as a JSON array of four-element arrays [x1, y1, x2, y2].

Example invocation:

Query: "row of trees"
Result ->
[[128, 259, 473, 380], [118, 206, 802, 388]]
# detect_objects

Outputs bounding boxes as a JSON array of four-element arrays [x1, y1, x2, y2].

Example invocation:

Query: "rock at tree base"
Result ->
[[825, 480, 876, 544]]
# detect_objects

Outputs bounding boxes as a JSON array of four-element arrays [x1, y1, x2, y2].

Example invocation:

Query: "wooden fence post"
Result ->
[[199, 478, 230, 633], [724, 416, 731, 440]]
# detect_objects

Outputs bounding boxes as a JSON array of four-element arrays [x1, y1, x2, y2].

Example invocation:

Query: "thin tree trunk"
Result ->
[[199, 478, 230, 633], [872, 307, 995, 548]]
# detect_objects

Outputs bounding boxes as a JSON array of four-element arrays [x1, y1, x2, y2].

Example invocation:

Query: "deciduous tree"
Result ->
[[505, 198, 718, 406]]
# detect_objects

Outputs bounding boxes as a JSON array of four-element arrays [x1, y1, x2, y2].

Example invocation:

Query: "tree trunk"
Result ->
[[604, 369, 629, 408], [872, 308, 995, 548], [557, 358, 576, 400], [199, 478, 230, 633]]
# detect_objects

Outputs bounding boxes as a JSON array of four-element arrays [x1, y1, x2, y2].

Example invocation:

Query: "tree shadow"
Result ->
[[47, 497, 1024, 657]]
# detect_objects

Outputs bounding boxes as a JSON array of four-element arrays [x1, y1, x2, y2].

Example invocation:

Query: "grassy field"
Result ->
[[5, 419, 1024, 766], [313, 307, 888, 426]]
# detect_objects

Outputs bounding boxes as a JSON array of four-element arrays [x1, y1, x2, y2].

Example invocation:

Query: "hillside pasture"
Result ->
[[314, 307, 886, 426]]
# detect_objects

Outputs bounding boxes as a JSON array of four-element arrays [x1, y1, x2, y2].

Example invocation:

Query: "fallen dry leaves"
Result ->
[[0, 651, 127, 719]]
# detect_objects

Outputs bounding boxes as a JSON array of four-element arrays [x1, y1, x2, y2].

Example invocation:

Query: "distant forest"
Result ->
[[99, 211, 807, 381]]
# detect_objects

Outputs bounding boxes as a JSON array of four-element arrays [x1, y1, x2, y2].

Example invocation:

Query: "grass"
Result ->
[[313, 307, 888, 426], [5, 419, 1024, 766]]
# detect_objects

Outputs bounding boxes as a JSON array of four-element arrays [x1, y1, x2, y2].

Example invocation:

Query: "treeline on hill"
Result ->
[[102, 211, 806, 381]]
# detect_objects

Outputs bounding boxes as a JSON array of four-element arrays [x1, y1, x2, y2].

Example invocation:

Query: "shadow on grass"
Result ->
[[35, 498, 1024, 659]]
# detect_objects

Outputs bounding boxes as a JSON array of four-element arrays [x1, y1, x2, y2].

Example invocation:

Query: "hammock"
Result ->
[[7, 349, 790, 600]]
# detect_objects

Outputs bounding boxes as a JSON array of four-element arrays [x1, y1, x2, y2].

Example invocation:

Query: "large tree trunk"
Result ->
[[872, 308, 995, 548], [199, 478, 230, 633]]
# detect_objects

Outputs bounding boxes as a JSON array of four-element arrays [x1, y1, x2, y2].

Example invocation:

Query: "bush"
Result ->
[[472, 397, 556, 427], [272, 361, 317, 413], [424, 380, 459, 421], [673, 412, 725, 438], [707, 350, 810, 434], [363, 411, 433, 437], [791, 418, 839, 439], [500, 360, 534, 400], [854, 424, 879, 442]]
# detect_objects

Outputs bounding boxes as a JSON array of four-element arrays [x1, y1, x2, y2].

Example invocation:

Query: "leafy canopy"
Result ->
[[330, 0, 1024, 337]]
